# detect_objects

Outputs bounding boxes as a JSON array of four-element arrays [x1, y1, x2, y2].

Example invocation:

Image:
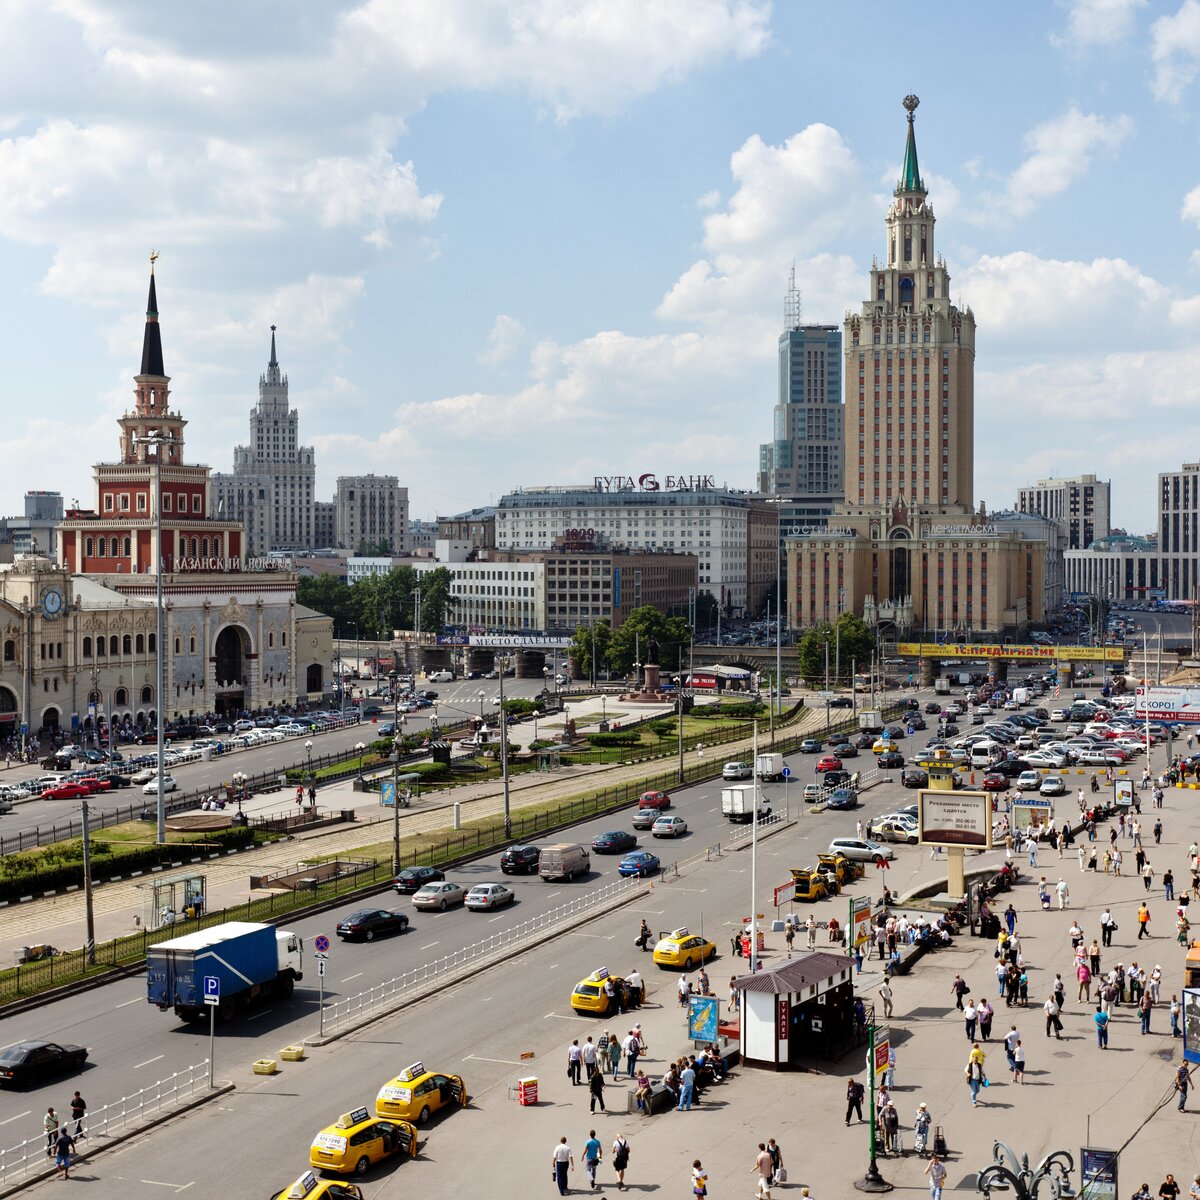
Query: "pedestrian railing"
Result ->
[[319, 876, 647, 1038], [0, 1059, 211, 1186], [727, 812, 792, 847]]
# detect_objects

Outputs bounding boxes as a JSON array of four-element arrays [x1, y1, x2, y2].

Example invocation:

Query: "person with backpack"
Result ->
[[611, 1133, 630, 1190], [846, 1077, 865, 1124]]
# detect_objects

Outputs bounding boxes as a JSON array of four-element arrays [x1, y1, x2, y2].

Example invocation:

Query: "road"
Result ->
[[0, 677, 555, 838]]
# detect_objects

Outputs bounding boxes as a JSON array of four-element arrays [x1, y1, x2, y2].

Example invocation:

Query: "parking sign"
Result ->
[[203, 975, 220, 1006]]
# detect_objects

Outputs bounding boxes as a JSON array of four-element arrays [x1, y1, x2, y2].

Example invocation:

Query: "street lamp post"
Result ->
[[497, 668, 511, 838], [305, 738, 313, 795], [133, 431, 173, 844], [355, 741, 366, 776]]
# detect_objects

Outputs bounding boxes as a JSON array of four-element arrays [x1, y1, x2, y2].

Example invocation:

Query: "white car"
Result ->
[[652, 814, 689, 838], [465, 882, 515, 910], [276, 723, 308, 736], [233, 719, 255, 732], [1039, 775, 1066, 797], [828, 837, 894, 863], [131, 767, 155, 784], [722, 761, 753, 780], [1113, 738, 1145, 755], [1024, 751, 1067, 769], [1078, 748, 1124, 766], [1016, 770, 1042, 791], [1050, 709, 1068, 722], [142, 775, 177, 794]]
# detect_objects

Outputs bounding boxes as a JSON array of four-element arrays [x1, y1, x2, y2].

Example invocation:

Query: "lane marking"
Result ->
[[544, 891, 562, 899], [420, 942, 440, 950], [341, 972, 363, 983], [116, 997, 142, 1009], [488, 914, 506, 923], [140, 1182, 195, 1193], [134, 1055, 164, 1069], [572, 932, 615, 940], [545, 1012, 593, 1021], [248, 1008, 273, 1020], [464, 1054, 521, 1065], [0, 1111, 31, 1127]]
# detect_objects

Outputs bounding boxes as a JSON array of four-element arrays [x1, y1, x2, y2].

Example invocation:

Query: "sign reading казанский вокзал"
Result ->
[[917, 790, 992, 850]]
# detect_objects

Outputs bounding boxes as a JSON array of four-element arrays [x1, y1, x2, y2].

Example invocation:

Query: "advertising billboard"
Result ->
[[897, 642, 1124, 662], [1183, 988, 1200, 1064], [1135, 686, 1200, 724], [1011, 800, 1054, 836], [1113, 778, 1134, 808], [851, 895, 873, 950], [1079, 1147, 1118, 1200], [468, 634, 572, 648], [918, 790, 993, 850]]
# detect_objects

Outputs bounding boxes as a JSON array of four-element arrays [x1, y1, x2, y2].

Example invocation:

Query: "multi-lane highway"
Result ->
[[4, 672, 1151, 1196]]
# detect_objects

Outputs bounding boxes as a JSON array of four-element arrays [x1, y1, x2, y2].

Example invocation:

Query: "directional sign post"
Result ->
[[203, 975, 220, 1089], [781, 766, 791, 820]]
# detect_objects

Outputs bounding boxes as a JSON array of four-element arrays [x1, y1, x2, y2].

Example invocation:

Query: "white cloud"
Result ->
[[1182, 183, 1200, 227], [294, 150, 441, 239], [479, 314, 527, 365], [993, 108, 1133, 219], [958, 252, 1169, 348], [1052, 0, 1146, 48], [341, 0, 771, 119], [1152, 0, 1200, 101]]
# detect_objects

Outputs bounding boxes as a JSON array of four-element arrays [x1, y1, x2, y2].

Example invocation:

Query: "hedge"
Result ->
[[585, 731, 643, 747], [693, 701, 766, 719], [0, 826, 256, 903]]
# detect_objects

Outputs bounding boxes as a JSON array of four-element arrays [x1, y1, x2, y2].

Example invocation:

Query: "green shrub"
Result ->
[[586, 731, 643, 747], [649, 720, 676, 739]]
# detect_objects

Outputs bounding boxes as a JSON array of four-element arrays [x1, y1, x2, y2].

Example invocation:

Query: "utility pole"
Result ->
[[499, 664, 511, 838], [676, 694, 685, 784], [81, 799, 95, 966]]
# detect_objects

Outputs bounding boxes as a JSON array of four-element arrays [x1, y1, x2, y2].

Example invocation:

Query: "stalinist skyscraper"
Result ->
[[788, 98, 1055, 637]]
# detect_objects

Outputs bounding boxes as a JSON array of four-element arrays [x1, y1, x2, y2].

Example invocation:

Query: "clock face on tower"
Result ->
[[41, 588, 64, 619]]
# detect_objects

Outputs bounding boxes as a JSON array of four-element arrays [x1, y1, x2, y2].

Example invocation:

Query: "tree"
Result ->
[[607, 607, 692, 676], [416, 567, 456, 632], [569, 620, 613, 679], [296, 574, 354, 637], [795, 614, 876, 683]]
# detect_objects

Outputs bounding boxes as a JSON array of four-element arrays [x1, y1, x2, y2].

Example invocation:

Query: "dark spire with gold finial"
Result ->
[[898, 94, 924, 194], [140, 251, 165, 377]]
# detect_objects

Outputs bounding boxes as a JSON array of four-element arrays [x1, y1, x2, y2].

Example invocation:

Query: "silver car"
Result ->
[[465, 883, 515, 911], [412, 881, 467, 911]]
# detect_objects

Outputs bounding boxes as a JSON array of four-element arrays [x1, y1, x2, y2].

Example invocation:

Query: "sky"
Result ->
[[2, 0, 1200, 535]]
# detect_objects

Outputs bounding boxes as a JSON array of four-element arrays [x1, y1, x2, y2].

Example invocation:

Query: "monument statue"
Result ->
[[644, 635, 660, 665]]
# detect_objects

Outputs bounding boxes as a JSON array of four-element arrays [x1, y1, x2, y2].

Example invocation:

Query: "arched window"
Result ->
[[115, 687, 128, 706], [2, 640, 13, 662], [281, 631, 287, 647], [190, 538, 198, 557], [123, 635, 132, 655], [148, 633, 156, 653], [174, 637, 181, 654], [136, 633, 145, 653], [110, 537, 119, 557], [123, 537, 131, 557], [201, 538, 209, 557], [82, 636, 92, 657], [96, 638, 106, 657], [268, 629, 274, 648], [141, 685, 153, 703], [109, 635, 118, 656], [97, 539, 106, 558], [85, 537, 93, 557], [189, 635, 196, 653]]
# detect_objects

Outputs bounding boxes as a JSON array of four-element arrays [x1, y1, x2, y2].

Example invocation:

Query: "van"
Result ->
[[538, 842, 590, 882], [428, 670, 455, 683], [969, 741, 998, 767]]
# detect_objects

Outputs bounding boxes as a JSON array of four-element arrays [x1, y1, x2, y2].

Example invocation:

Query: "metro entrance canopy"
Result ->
[[897, 642, 1126, 662]]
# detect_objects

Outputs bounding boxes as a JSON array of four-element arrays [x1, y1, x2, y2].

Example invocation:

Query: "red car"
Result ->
[[816, 756, 843, 773], [42, 783, 87, 799], [981, 773, 1007, 791], [75, 777, 113, 794], [637, 790, 671, 811]]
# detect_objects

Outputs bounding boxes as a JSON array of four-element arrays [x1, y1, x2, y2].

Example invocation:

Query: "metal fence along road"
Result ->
[[318, 875, 648, 1038], [0, 1059, 212, 1187]]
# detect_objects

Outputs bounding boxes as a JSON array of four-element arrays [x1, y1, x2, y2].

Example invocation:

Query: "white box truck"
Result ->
[[721, 785, 772, 823], [857, 709, 883, 733], [1012, 687, 1030, 706], [755, 752, 784, 781]]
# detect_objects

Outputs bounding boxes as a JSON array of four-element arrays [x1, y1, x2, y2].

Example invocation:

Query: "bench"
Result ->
[[628, 1082, 676, 1116]]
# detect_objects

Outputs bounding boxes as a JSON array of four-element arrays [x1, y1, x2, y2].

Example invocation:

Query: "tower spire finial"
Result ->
[[898, 94, 924, 194], [140, 258, 164, 376], [269, 324, 278, 367]]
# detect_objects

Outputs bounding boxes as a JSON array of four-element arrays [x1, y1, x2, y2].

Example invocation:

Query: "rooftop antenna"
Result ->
[[784, 262, 802, 331]]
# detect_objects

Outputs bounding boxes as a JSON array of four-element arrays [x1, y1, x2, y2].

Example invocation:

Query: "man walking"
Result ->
[[677, 1060, 695, 1111], [567, 1040, 583, 1085], [963, 998, 978, 1040], [552, 1137, 574, 1195], [1095, 1005, 1110, 1049], [622, 1030, 640, 1079], [1138, 904, 1152, 939], [879, 978, 894, 1019], [1175, 1061, 1191, 1111], [1005, 1024, 1021, 1074], [951, 974, 968, 1010], [846, 1077, 865, 1124], [582, 1130, 602, 1190], [1101, 908, 1114, 947], [754, 1142, 774, 1199], [926, 1153, 948, 1200], [52, 1128, 77, 1181], [1044, 993, 1063, 1039], [582, 1036, 597, 1082], [69, 1091, 86, 1139], [806, 914, 817, 949], [42, 1108, 57, 1159], [1056, 878, 1070, 909], [589, 1066, 607, 1113]]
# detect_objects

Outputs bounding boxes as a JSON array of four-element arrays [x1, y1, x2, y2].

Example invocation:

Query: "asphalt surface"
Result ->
[[0, 677, 554, 838], [3, 668, 1161, 1197]]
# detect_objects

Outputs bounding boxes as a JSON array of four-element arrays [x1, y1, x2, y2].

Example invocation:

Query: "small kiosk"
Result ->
[[734, 953, 858, 1070]]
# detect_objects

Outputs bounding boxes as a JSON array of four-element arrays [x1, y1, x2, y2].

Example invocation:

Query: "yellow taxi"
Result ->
[[309, 1106, 416, 1177], [271, 1170, 364, 1200], [375, 1061, 467, 1125], [871, 738, 893, 754], [652, 927, 716, 970]]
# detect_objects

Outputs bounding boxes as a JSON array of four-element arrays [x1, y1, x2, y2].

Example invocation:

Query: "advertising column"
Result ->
[[918, 790, 993, 900]]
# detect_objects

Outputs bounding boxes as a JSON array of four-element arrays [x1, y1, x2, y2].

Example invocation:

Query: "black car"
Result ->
[[213, 721, 234, 733], [924, 701, 942, 714], [884, 726, 906, 740], [0, 1041, 88, 1088], [832, 744, 858, 758], [827, 733, 850, 746], [878, 750, 905, 769], [830, 696, 854, 708], [392, 866, 445, 894], [989, 759, 1027, 778], [592, 830, 637, 854], [99, 772, 131, 789], [500, 845, 541, 875], [906, 716, 927, 731], [901, 768, 928, 789], [336, 908, 410, 941], [823, 768, 853, 789], [826, 787, 859, 810], [853, 733, 876, 749]]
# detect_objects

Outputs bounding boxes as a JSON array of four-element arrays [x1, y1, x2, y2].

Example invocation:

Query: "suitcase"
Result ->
[[933, 1126, 948, 1157]]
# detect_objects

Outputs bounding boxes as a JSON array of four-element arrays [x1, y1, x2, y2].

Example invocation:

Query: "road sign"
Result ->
[[203, 975, 220, 1006], [317, 959, 326, 978], [781, 766, 791, 778], [314, 934, 330, 953], [817, 691, 834, 701], [313, 951, 329, 961]]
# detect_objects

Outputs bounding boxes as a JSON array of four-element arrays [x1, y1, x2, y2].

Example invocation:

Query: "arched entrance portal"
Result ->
[[214, 625, 251, 717], [42, 706, 60, 732], [0, 686, 17, 745], [305, 664, 323, 695]]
